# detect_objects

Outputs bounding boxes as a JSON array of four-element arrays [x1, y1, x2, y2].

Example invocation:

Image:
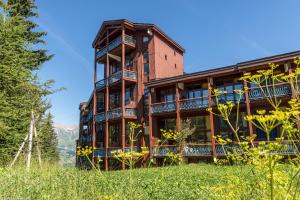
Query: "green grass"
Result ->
[[0, 163, 256, 200]]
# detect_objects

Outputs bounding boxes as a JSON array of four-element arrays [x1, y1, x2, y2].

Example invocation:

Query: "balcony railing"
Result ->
[[179, 97, 209, 111], [96, 35, 136, 60], [124, 35, 136, 46], [214, 93, 245, 104], [124, 70, 137, 80], [108, 70, 137, 85], [93, 148, 106, 157], [107, 147, 121, 157], [151, 101, 176, 114], [249, 83, 291, 100], [96, 79, 106, 90], [152, 144, 213, 157], [125, 108, 137, 117], [95, 112, 106, 122], [152, 145, 177, 157], [107, 107, 122, 119], [107, 107, 137, 120], [183, 144, 213, 156], [153, 142, 299, 157], [108, 71, 122, 85]]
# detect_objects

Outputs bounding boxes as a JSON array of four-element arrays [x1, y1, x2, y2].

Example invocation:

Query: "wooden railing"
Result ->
[[249, 83, 292, 100], [95, 79, 106, 90], [96, 35, 136, 60], [152, 141, 299, 157], [124, 70, 137, 80], [179, 96, 209, 110], [151, 101, 176, 114], [107, 107, 137, 119], [107, 107, 122, 119], [95, 112, 106, 122]]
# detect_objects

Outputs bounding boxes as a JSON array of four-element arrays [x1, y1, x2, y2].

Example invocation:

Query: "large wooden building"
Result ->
[[76, 19, 300, 170]]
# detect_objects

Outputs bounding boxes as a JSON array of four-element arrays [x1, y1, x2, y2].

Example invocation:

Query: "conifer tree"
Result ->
[[0, 0, 56, 165], [38, 113, 59, 163]]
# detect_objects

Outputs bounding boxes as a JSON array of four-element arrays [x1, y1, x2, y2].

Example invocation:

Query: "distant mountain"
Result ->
[[55, 125, 78, 166]]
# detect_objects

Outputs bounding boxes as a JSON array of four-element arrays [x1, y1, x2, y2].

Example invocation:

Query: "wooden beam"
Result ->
[[176, 83, 181, 130], [208, 77, 217, 161], [121, 26, 126, 170], [148, 90, 153, 158], [97, 26, 122, 47], [108, 53, 121, 62], [105, 30, 110, 172], [243, 72, 253, 136], [92, 48, 97, 169]]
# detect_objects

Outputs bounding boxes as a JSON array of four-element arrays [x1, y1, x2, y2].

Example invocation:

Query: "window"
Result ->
[[96, 93, 105, 113], [143, 52, 149, 62], [109, 124, 121, 146], [175, 64, 177, 69], [109, 93, 120, 109], [165, 54, 168, 60], [174, 51, 176, 56], [160, 88, 175, 102], [110, 62, 121, 74], [143, 36, 149, 43], [125, 87, 134, 104], [144, 63, 149, 75], [125, 56, 133, 68], [185, 116, 211, 143]]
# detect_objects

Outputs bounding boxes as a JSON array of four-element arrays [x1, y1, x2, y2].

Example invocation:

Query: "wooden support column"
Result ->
[[243, 72, 253, 136], [92, 48, 97, 169], [148, 88, 153, 158], [208, 77, 217, 161], [121, 26, 126, 170], [287, 63, 300, 129], [176, 83, 181, 130], [105, 31, 110, 172]]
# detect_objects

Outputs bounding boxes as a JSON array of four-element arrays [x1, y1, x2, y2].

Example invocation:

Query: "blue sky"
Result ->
[[36, 0, 300, 126]]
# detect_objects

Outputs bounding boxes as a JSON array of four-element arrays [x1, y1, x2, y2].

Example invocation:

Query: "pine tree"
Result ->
[[0, 0, 56, 166], [7, 0, 53, 70], [38, 113, 59, 163]]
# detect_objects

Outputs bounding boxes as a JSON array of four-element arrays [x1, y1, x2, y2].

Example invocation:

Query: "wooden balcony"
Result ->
[[249, 83, 291, 100], [152, 141, 299, 157], [108, 70, 137, 85], [93, 148, 106, 157], [107, 107, 122, 119], [152, 144, 213, 157], [151, 101, 176, 114], [107, 107, 137, 120], [95, 79, 106, 90], [96, 35, 136, 60], [213, 93, 245, 104], [95, 112, 106, 122], [179, 97, 209, 111]]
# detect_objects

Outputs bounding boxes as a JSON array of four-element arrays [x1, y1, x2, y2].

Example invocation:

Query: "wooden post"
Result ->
[[208, 77, 217, 161], [105, 30, 110, 172], [176, 83, 181, 131], [287, 63, 300, 129], [92, 48, 97, 169], [26, 111, 34, 172], [121, 25, 126, 170], [33, 119, 42, 167], [243, 73, 253, 136], [10, 134, 28, 167], [148, 89, 153, 158]]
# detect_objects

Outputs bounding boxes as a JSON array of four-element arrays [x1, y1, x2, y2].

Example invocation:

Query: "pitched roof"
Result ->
[[92, 19, 185, 52]]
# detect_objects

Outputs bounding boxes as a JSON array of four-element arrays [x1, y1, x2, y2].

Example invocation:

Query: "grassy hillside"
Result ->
[[0, 163, 258, 200]]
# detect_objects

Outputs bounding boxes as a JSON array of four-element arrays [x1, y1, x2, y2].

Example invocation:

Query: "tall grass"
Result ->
[[0, 163, 253, 200]]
